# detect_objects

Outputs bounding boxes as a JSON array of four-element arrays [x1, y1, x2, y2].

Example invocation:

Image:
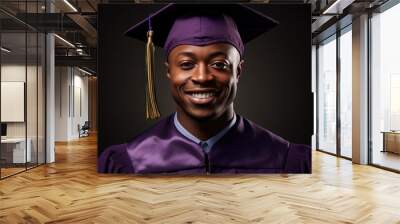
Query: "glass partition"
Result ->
[[25, 0, 42, 169], [0, 1, 46, 179], [317, 35, 337, 154]]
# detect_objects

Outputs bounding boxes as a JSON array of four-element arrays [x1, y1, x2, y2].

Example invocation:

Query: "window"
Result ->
[[339, 28, 352, 158], [317, 35, 337, 154], [370, 2, 400, 171]]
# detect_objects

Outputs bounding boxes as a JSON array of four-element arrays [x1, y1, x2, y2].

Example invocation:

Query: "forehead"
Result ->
[[168, 43, 240, 59]]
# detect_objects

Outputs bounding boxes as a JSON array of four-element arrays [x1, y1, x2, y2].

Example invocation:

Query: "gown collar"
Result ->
[[173, 112, 237, 153]]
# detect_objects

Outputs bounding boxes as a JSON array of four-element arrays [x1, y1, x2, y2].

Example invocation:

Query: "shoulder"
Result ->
[[97, 143, 133, 173], [236, 115, 311, 172], [126, 114, 175, 146], [97, 114, 176, 173], [284, 143, 312, 173], [238, 116, 290, 150], [213, 115, 291, 169]]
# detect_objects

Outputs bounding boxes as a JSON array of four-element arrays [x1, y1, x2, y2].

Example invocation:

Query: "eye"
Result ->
[[210, 61, 229, 70], [179, 61, 195, 70]]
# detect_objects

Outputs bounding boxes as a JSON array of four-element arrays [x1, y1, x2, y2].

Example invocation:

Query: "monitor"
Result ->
[[1, 123, 7, 137]]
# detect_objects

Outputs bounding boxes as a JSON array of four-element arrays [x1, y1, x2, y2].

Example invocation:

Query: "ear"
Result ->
[[236, 60, 244, 81], [165, 62, 171, 79]]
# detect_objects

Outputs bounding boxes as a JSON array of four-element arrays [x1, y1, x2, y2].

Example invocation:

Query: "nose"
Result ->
[[191, 63, 214, 84]]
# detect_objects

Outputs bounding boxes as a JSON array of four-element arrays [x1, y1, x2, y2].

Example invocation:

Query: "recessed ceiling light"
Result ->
[[63, 0, 78, 12], [54, 34, 75, 48], [77, 67, 93, 76], [322, 0, 354, 15], [1, 47, 11, 53]]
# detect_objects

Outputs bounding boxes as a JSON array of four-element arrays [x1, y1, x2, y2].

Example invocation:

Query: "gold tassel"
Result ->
[[145, 30, 161, 120]]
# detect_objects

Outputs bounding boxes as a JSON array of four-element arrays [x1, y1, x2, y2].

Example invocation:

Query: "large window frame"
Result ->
[[316, 25, 353, 160], [368, 0, 400, 173]]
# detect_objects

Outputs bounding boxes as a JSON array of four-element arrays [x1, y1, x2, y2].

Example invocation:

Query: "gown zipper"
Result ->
[[204, 152, 211, 174]]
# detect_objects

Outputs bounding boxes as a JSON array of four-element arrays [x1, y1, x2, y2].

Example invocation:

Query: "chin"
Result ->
[[184, 108, 220, 121]]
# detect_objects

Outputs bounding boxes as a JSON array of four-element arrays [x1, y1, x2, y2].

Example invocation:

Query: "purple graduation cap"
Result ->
[[124, 3, 279, 120]]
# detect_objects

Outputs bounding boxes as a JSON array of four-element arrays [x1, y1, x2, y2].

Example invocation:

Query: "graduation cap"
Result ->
[[125, 3, 279, 120]]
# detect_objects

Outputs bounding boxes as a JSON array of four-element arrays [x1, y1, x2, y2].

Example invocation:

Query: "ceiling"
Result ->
[[0, 0, 391, 73]]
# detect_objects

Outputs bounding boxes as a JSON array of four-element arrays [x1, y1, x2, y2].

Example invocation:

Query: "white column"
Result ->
[[46, 33, 55, 163], [352, 14, 369, 164], [46, 1, 55, 163]]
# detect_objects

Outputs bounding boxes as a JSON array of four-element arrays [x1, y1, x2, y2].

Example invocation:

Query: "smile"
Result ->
[[190, 92, 215, 99], [184, 89, 219, 104]]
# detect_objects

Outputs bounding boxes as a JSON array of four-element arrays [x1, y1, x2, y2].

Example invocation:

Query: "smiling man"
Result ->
[[98, 4, 311, 174], [168, 43, 241, 141]]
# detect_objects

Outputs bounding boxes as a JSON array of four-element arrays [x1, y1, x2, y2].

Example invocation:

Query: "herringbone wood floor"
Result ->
[[1, 135, 400, 224]]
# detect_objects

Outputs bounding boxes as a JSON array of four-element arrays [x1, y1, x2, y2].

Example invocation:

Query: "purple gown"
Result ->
[[98, 114, 311, 174]]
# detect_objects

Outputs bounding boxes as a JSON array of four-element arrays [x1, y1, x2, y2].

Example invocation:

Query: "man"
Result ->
[[98, 3, 311, 174]]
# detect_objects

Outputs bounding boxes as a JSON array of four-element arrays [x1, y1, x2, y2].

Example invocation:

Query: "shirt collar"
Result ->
[[173, 112, 237, 153]]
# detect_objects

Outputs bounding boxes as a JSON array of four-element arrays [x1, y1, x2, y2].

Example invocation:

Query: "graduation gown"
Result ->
[[98, 114, 311, 174]]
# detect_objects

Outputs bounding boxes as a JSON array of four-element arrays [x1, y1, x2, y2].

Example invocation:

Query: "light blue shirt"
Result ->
[[173, 113, 237, 153]]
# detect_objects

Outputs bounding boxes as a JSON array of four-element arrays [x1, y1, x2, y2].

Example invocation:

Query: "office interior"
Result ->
[[313, 0, 400, 172], [0, 0, 399, 222], [0, 0, 97, 178]]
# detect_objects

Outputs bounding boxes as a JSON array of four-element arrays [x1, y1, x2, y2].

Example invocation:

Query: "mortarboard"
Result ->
[[124, 3, 279, 120]]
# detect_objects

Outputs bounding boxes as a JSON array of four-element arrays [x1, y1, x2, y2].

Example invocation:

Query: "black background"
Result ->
[[98, 4, 313, 155]]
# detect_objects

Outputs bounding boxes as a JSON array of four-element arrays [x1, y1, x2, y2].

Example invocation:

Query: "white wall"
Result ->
[[1, 64, 41, 138], [1, 82, 25, 122], [55, 67, 89, 141], [72, 72, 89, 138], [1, 65, 26, 131], [55, 66, 70, 141]]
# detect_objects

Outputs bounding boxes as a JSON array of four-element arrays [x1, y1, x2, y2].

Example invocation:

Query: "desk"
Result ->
[[382, 131, 400, 154], [1, 138, 31, 163]]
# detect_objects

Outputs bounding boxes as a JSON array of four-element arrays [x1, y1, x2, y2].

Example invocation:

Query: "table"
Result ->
[[1, 138, 31, 163], [381, 131, 400, 154]]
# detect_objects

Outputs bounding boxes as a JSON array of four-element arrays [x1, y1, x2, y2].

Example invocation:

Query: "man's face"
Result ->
[[166, 43, 243, 120]]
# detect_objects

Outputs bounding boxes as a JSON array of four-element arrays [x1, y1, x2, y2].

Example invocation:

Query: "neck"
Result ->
[[177, 107, 234, 141]]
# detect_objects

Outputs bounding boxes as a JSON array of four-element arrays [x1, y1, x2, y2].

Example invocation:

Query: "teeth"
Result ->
[[190, 92, 215, 99]]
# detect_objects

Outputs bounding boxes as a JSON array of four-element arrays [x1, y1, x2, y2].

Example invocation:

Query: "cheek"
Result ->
[[221, 77, 238, 101], [220, 75, 237, 91], [168, 71, 191, 101], [168, 69, 187, 88]]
